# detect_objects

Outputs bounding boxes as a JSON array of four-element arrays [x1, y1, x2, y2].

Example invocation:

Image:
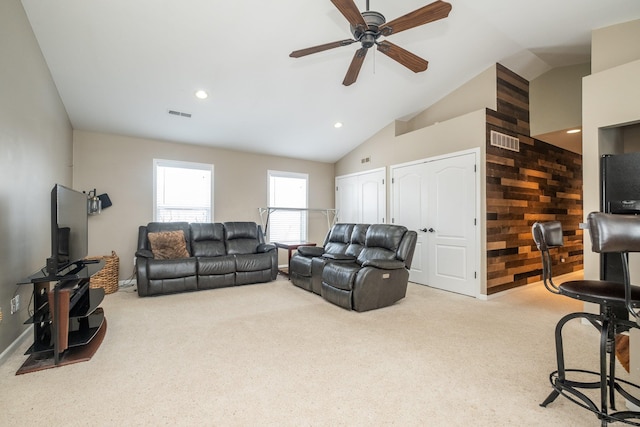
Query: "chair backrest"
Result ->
[[323, 223, 355, 255], [224, 222, 263, 255], [587, 212, 640, 319], [532, 221, 563, 251], [345, 224, 369, 258], [357, 224, 408, 265], [190, 223, 226, 257], [531, 221, 564, 294], [533, 214, 640, 318], [588, 212, 640, 254]]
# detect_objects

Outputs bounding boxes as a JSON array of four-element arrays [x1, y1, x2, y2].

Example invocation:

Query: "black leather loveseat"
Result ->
[[289, 223, 417, 311], [135, 221, 277, 296]]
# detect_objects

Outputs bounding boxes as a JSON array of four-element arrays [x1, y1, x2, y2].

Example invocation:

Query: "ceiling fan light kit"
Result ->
[[290, 0, 452, 86]]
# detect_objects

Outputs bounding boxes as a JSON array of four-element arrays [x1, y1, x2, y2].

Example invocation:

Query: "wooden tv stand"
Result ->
[[16, 260, 107, 375]]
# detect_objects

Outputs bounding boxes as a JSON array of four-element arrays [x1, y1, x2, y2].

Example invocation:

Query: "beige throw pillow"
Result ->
[[148, 230, 190, 260]]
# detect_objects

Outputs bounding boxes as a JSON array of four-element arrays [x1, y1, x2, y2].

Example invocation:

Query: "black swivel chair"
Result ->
[[532, 212, 640, 426]]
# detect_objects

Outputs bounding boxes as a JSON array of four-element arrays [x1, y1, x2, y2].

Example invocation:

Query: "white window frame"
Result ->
[[153, 159, 214, 223], [267, 170, 309, 242]]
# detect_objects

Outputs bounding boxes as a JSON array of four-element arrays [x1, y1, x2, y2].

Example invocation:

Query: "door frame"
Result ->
[[390, 148, 481, 298]]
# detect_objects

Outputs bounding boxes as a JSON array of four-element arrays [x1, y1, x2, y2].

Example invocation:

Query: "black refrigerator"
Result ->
[[601, 152, 640, 283]]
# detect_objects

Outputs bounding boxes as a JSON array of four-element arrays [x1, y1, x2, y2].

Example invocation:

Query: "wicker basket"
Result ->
[[85, 251, 119, 294]]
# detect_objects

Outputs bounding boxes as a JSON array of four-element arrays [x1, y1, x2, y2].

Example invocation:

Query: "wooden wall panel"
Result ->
[[485, 64, 583, 294]]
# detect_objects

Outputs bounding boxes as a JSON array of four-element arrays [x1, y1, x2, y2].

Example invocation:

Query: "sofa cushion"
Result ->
[[365, 224, 406, 251], [322, 262, 361, 291], [235, 253, 273, 272], [357, 225, 406, 264], [148, 230, 190, 260], [324, 223, 354, 255], [191, 223, 227, 257], [225, 222, 260, 255], [147, 258, 197, 279], [346, 224, 369, 258], [198, 255, 236, 275]]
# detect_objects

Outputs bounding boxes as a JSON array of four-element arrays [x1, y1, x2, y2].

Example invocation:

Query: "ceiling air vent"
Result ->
[[490, 130, 519, 152], [168, 109, 192, 118]]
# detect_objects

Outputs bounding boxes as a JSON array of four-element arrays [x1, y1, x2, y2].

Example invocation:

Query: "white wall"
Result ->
[[582, 26, 640, 281], [530, 63, 590, 136], [592, 19, 640, 74], [583, 18, 640, 392], [0, 0, 73, 355], [400, 65, 496, 134], [336, 109, 487, 292], [72, 131, 336, 279]]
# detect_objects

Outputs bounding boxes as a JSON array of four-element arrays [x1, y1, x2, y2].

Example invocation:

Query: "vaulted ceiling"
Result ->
[[20, 0, 640, 162]]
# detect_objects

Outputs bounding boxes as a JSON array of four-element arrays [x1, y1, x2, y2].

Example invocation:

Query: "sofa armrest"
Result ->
[[322, 253, 356, 262], [361, 259, 405, 270], [297, 246, 325, 257], [257, 243, 276, 253], [135, 249, 154, 259], [135, 256, 150, 296]]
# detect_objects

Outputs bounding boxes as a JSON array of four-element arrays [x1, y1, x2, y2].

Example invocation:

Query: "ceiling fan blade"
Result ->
[[377, 41, 428, 73], [331, 0, 367, 32], [343, 48, 368, 86], [379, 0, 452, 36], [290, 39, 357, 58]]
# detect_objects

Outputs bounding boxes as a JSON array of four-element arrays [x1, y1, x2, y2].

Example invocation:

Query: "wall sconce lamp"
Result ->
[[85, 189, 112, 215], [87, 189, 101, 215]]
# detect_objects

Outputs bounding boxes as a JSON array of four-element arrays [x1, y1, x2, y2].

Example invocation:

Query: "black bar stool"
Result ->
[[532, 212, 640, 426]]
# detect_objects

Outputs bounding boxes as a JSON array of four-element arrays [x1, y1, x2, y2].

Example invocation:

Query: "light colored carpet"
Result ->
[[0, 275, 630, 426]]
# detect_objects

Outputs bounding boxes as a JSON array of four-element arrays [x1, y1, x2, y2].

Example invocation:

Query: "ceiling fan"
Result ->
[[290, 0, 452, 86]]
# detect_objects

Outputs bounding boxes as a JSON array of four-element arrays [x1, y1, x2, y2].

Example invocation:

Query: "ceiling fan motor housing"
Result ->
[[351, 10, 385, 47]]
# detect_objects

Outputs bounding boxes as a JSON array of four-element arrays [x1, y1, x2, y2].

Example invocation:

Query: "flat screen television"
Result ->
[[46, 184, 88, 277]]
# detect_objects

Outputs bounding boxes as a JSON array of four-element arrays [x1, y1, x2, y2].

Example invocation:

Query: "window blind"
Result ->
[[155, 160, 213, 223], [268, 172, 308, 242]]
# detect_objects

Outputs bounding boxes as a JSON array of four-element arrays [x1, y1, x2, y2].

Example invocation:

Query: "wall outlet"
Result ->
[[10, 295, 20, 314]]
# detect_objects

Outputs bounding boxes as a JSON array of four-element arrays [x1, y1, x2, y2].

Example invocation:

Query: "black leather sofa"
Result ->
[[289, 223, 417, 311], [135, 221, 277, 297]]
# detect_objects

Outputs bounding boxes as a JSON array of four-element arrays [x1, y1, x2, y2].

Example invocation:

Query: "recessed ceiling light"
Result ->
[[195, 90, 208, 99], [334, 122, 343, 128], [567, 129, 581, 134]]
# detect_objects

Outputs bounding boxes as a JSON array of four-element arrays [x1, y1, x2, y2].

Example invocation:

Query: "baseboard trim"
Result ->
[[482, 271, 584, 301], [0, 326, 32, 366]]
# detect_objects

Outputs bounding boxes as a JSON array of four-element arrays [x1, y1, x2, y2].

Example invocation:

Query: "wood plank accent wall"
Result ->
[[485, 64, 583, 294]]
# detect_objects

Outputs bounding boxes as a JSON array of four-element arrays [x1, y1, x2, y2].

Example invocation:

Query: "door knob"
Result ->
[[420, 228, 428, 232], [428, 228, 435, 233]]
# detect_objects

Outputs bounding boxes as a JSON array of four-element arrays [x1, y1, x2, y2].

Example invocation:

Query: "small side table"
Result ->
[[273, 242, 317, 276]]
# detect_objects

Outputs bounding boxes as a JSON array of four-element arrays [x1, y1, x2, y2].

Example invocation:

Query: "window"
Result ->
[[154, 159, 213, 223], [268, 170, 308, 242]]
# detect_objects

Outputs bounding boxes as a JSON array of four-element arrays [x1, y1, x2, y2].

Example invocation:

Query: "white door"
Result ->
[[336, 168, 385, 224], [426, 153, 477, 296], [391, 162, 429, 284], [335, 176, 359, 223], [360, 173, 385, 224], [391, 151, 478, 297]]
